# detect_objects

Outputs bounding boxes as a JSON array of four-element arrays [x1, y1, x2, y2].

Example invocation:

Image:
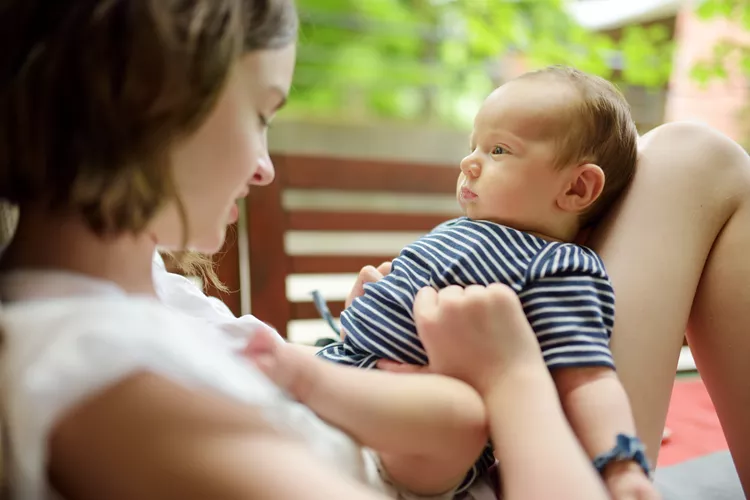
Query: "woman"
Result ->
[[0, 1, 615, 499]]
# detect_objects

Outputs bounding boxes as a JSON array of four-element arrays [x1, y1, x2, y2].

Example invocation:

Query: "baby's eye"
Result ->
[[491, 145, 506, 155]]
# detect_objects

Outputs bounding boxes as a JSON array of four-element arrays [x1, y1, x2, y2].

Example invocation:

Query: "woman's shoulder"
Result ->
[[1, 295, 282, 404], [2, 296, 206, 361], [0, 296, 289, 497], [0, 295, 367, 497]]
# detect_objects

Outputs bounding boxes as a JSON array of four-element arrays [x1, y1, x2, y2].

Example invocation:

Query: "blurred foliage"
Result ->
[[287, 0, 674, 126], [690, 0, 750, 85]]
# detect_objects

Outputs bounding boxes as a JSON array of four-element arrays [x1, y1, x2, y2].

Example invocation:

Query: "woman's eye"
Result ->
[[491, 145, 506, 155]]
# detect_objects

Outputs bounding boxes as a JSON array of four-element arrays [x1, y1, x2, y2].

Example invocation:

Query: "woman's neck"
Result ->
[[1, 204, 157, 296]]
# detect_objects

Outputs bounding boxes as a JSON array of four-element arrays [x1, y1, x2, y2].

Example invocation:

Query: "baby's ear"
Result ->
[[556, 163, 605, 214]]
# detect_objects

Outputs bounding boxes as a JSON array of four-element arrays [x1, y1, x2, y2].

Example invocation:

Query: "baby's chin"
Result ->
[[463, 206, 487, 221]]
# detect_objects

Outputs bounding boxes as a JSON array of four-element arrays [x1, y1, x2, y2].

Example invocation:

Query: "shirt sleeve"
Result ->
[[519, 243, 616, 371]]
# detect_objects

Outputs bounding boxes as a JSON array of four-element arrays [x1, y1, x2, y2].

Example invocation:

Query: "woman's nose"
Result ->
[[251, 153, 275, 186]]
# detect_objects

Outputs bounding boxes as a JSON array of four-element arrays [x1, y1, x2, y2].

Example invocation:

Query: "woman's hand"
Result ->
[[413, 284, 545, 397], [244, 328, 321, 403]]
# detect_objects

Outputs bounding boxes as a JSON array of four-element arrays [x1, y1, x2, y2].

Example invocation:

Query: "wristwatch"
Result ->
[[593, 433, 652, 478]]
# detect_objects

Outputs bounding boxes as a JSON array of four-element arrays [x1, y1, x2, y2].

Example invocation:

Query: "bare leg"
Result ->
[[586, 122, 750, 491]]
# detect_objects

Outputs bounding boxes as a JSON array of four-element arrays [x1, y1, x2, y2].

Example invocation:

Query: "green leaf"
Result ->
[[291, 0, 676, 123]]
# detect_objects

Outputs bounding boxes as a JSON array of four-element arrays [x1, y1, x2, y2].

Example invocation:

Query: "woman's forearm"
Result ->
[[486, 366, 609, 500]]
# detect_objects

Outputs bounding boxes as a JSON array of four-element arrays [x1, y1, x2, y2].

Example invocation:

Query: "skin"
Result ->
[[248, 284, 612, 500], [6, 16, 750, 498], [458, 79, 604, 242], [148, 46, 295, 254], [457, 77, 654, 498], [585, 122, 750, 495], [383, 120, 750, 496], [4, 41, 613, 500]]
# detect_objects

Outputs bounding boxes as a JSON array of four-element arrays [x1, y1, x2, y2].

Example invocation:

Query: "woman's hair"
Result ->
[[0, 0, 297, 281]]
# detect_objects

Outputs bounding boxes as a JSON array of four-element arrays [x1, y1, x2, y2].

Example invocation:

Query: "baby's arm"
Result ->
[[553, 368, 639, 463], [523, 245, 657, 498], [552, 368, 658, 498]]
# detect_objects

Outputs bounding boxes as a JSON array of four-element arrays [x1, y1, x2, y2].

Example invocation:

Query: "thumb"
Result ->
[[376, 261, 392, 276], [346, 265, 386, 307], [361, 265, 385, 284]]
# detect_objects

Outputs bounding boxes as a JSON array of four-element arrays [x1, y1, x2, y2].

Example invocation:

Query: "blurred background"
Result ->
[[283, 0, 750, 142], [247, 0, 750, 345], [208, 1, 746, 479]]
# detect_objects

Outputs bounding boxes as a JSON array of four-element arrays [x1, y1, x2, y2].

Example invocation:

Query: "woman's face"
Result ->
[[150, 44, 296, 253]]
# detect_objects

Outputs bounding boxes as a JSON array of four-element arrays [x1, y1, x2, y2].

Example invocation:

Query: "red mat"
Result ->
[[657, 379, 728, 467]]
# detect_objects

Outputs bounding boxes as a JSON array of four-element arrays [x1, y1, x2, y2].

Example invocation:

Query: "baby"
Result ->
[[317, 66, 657, 499]]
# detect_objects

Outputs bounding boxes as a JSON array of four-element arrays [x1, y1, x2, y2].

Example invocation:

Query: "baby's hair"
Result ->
[[517, 66, 639, 227]]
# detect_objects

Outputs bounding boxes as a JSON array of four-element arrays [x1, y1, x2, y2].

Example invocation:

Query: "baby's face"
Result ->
[[457, 79, 576, 234]]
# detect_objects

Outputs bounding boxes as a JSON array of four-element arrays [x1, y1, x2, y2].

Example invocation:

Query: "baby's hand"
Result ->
[[604, 462, 661, 500], [243, 330, 320, 403]]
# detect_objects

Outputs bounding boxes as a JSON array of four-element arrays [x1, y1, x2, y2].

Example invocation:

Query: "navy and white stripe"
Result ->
[[318, 217, 615, 370], [316, 217, 617, 489]]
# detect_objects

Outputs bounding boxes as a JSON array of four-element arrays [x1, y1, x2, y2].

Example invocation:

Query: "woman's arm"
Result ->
[[413, 284, 610, 500], [48, 372, 388, 500], [487, 366, 609, 500]]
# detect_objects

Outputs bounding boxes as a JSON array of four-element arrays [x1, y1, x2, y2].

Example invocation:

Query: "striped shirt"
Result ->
[[318, 217, 616, 371], [316, 217, 616, 491]]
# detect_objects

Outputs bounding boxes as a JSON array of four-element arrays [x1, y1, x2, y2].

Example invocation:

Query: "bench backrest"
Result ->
[[246, 153, 461, 338]]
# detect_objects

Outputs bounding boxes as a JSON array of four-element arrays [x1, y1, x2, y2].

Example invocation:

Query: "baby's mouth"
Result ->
[[460, 186, 478, 202]]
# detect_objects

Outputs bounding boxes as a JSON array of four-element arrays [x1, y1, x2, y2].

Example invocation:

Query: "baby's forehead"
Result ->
[[474, 79, 579, 142]]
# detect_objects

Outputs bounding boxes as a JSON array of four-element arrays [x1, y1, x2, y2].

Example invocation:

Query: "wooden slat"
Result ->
[[288, 210, 455, 232], [291, 300, 346, 321], [277, 154, 458, 194], [290, 255, 395, 274], [247, 162, 292, 337]]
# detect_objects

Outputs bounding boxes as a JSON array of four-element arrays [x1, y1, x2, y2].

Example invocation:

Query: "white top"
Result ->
[[0, 262, 368, 499], [151, 252, 284, 350]]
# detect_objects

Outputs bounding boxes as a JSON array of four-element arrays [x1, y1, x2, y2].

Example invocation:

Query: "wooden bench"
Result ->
[[246, 153, 460, 338]]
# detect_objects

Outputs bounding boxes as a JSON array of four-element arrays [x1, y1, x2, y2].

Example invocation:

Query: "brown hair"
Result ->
[[519, 66, 638, 227], [0, 0, 297, 285]]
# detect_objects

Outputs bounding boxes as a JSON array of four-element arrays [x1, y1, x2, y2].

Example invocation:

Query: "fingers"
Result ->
[[345, 263, 391, 308], [413, 286, 439, 328], [243, 328, 280, 358], [247, 341, 319, 403], [375, 261, 392, 276]]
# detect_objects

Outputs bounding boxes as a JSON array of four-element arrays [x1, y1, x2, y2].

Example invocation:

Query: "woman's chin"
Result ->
[[182, 226, 229, 255]]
